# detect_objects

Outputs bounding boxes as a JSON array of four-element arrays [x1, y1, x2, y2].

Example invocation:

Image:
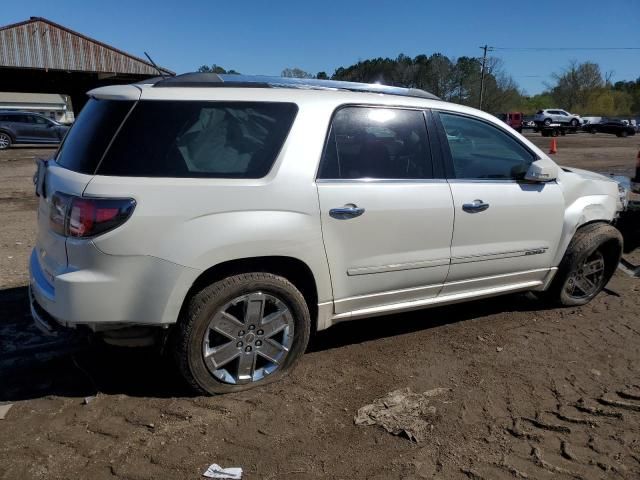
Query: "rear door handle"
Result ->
[[329, 204, 365, 220], [462, 199, 490, 213]]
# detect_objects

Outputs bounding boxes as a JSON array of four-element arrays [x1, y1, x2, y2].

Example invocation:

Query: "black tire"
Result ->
[[590, 128, 597, 134], [0, 131, 12, 150], [544, 223, 622, 306], [543, 118, 552, 126], [174, 272, 311, 395], [570, 119, 579, 127], [620, 130, 628, 138]]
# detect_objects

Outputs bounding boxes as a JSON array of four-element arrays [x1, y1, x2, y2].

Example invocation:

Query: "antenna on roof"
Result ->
[[144, 51, 169, 78]]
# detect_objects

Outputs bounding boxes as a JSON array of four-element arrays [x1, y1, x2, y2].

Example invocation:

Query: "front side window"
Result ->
[[98, 101, 297, 178], [318, 107, 432, 179], [439, 112, 535, 180]]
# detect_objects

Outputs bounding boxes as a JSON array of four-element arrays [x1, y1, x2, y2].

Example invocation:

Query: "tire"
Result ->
[[174, 272, 311, 395], [543, 118, 552, 126], [0, 131, 12, 150], [620, 130, 628, 138], [570, 119, 579, 127], [590, 128, 597, 134], [544, 223, 622, 307]]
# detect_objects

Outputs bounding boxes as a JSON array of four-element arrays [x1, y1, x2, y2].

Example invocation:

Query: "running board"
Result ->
[[331, 280, 543, 323]]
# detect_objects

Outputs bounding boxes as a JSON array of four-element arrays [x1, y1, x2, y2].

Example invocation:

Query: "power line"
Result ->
[[493, 47, 640, 51]]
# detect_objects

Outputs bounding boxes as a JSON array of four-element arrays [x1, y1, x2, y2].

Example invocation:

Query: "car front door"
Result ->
[[316, 106, 454, 315], [434, 111, 564, 296], [27, 115, 59, 142]]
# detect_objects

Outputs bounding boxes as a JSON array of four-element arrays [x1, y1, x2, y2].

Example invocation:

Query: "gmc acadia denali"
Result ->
[[30, 73, 624, 394]]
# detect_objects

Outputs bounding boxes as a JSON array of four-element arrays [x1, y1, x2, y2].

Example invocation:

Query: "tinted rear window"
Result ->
[[56, 99, 134, 174], [97, 101, 298, 178]]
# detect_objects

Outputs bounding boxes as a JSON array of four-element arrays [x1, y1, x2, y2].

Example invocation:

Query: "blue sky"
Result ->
[[3, 0, 639, 95]]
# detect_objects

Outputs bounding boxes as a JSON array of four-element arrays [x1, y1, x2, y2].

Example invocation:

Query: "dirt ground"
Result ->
[[1, 133, 640, 480]]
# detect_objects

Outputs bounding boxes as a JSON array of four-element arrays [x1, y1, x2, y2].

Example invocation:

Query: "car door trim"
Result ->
[[316, 178, 447, 184], [347, 257, 450, 276], [332, 273, 552, 322], [451, 247, 548, 264]]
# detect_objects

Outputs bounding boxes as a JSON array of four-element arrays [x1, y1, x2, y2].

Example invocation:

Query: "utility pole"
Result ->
[[479, 44, 494, 110]]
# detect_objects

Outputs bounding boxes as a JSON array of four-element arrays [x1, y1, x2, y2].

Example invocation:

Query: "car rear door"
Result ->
[[433, 110, 564, 296], [316, 106, 454, 315], [8, 114, 32, 142]]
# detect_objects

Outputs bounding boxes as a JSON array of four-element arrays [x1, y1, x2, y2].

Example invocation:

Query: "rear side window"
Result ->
[[318, 107, 432, 179], [98, 101, 298, 178], [56, 99, 134, 174]]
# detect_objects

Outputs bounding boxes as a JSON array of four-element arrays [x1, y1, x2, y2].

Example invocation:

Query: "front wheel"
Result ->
[[620, 130, 629, 138], [544, 223, 622, 306], [570, 119, 579, 127], [543, 118, 552, 126], [174, 273, 311, 395]]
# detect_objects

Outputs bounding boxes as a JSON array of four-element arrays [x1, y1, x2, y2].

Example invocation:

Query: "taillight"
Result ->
[[49, 192, 136, 238]]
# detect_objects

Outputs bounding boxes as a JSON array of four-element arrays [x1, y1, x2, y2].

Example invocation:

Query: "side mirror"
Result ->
[[524, 159, 558, 182]]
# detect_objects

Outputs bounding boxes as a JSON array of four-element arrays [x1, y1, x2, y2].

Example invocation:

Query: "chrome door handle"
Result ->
[[462, 199, 490, 213], [329, 204, 365, 220]]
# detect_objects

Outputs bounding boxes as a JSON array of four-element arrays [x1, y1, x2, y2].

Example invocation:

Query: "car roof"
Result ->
[[148, 73, 441, 101]]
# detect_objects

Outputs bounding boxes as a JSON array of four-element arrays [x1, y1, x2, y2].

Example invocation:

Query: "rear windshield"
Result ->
[[97, 101, 298, 178], [56, 99, 134, 174]]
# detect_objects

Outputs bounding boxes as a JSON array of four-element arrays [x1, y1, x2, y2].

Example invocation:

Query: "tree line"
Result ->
[[198, 56, 640, 117]]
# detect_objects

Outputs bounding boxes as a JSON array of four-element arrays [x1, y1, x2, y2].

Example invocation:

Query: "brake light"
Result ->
[[49, 192, 136, 238]]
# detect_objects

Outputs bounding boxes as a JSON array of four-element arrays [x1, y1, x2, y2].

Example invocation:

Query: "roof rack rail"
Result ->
[[152, 73, 440, 100]]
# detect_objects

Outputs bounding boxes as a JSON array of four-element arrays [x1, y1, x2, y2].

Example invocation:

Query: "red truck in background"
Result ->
[[497, 112, 523, 133]]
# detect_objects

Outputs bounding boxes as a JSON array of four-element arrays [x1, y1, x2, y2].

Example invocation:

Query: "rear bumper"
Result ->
[[29, 246, 201, 330]]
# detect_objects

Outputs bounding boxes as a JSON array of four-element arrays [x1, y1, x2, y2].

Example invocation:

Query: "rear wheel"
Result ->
[[0, 132, 12, 150], [544, 223, 622, 306], [174, 272, 311, 395], [570, 119, 579, 127]]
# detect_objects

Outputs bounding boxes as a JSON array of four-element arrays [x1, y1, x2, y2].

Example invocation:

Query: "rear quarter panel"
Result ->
[[84, 101, 335, 304]]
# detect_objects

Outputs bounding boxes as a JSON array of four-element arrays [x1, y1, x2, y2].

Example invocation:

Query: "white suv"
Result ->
[[30, 74, 623, 394], [534, 109, 581, 127]]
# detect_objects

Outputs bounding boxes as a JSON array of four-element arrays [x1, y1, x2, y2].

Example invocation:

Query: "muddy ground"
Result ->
[[1, 132, 640, 480]]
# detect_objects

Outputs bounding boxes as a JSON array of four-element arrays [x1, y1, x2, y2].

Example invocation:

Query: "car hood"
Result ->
[[562, 166, 628, 211], [561, 166, 615, 183]]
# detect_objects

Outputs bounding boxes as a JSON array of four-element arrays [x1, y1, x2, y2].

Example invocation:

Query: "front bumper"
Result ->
[[29, 246, 200, 331]]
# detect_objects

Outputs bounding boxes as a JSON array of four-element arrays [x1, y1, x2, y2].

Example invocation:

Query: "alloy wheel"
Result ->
[[564, 250, 606, 300], [0, 133, 10, 149], [202, 292, 294, 385]]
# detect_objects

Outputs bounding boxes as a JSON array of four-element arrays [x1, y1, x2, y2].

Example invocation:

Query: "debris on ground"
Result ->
[[203, 463, 243, 479], [354, 387, 449, 442], [0, 403, 13, 420], [83, 396, 96, 405]]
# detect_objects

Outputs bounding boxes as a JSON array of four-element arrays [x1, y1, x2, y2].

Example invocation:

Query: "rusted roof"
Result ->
[[0, 17, 174, 76]]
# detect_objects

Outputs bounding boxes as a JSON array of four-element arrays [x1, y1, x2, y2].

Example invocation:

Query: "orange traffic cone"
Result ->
[[549, 138, 558, 154]]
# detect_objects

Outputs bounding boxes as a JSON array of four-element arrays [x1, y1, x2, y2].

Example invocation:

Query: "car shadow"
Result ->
[[617, 209, 640, 253], [0, 284, 557, 402]]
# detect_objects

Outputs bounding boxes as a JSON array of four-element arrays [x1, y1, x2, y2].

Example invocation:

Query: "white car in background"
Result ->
[[534, 109, 581, 127], [29, 74, 624, 394]]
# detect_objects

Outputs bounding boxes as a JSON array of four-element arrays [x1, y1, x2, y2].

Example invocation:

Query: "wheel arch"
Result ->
[[0, 128, 15, 141], [181, 255, 320, 331]]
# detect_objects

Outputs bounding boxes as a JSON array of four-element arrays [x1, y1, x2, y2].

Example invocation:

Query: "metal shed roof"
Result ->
[[0, 91, 67, 105], [0, 17, 173, 76]]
